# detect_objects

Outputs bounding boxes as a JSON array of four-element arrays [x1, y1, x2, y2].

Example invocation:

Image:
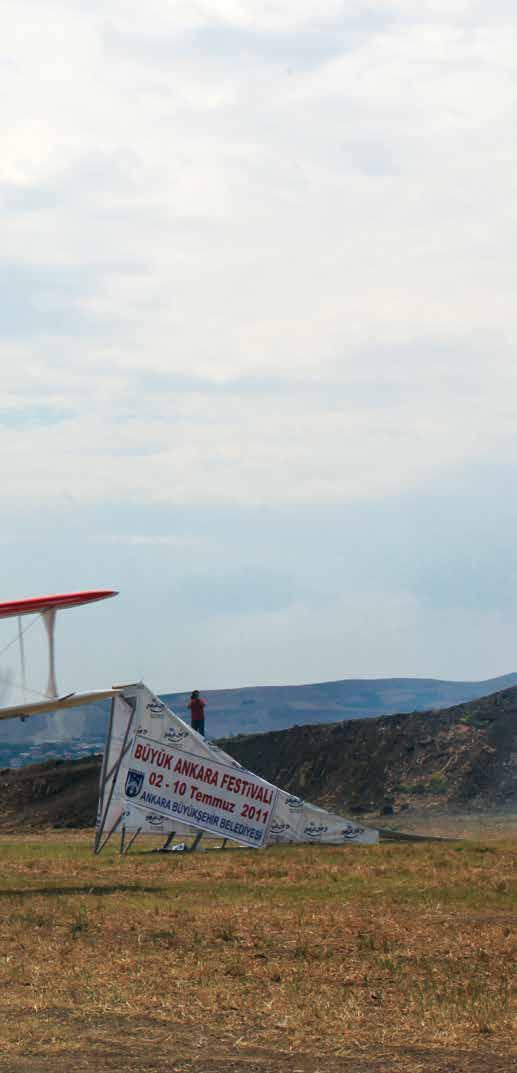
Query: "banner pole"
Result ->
[[96, 811, 123, 855], [122, 827, 142, 855], [189, 832, 203, 853], [95, 697, 116, 854], [94, 695, 136, 854]]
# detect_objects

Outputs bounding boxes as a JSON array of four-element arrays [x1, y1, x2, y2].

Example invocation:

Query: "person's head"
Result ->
[[191, 689, 199, 699]]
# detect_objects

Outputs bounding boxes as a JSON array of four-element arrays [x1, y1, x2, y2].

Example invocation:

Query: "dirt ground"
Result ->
[[0, 830, 514, 1073], [2, 1031, 514, 1073]]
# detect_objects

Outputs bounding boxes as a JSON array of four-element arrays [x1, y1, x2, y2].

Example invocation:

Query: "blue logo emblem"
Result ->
[[164, 728, 189, 744], [125, 769, 144, 799], [286, 796, 304, 810], [340, 824, 363, 841], [303, 823, 328, 840], [271, 821, 290, 834]]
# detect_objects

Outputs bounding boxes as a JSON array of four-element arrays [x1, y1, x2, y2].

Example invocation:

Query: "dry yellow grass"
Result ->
[[0, 832, 514, 1072]]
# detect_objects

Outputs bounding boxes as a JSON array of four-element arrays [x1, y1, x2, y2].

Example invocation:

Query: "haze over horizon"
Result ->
[[1, 2, 517, 701]]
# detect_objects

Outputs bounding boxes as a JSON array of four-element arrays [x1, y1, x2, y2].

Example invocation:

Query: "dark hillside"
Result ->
[[221, 686, 517, 814], [0, 686, 516, 829], [0, 756, 101, 830]]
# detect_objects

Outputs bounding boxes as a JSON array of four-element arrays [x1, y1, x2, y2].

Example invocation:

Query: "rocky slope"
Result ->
[[0, 685, 516, 829], [0, 755, 101, 830], [221, 685, 517, 814]]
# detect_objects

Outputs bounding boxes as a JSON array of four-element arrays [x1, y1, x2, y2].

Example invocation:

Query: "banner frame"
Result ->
[[94, 692, 137, 854], [93, 683, 379, 854]]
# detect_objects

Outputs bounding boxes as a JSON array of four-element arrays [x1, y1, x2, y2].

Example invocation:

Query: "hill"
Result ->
[[0, 754, 101, 830], [2, 671, 517, 748], [0, 684, 516, 830], [166, 672, 517, 738], [223, 685, 517, 815]]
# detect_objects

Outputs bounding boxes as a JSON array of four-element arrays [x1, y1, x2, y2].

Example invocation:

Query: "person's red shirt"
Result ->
[[188, 697, 206, 723]]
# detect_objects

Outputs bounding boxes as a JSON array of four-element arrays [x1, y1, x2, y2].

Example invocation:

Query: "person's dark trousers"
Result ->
[[192, 719, 205, 737]]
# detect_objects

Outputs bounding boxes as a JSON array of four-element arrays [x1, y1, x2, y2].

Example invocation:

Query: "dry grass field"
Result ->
[[0, 831, 514, 1073]]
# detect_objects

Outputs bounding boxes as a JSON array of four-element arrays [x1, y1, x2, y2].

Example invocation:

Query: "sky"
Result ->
[[1, 0, 517, 700]]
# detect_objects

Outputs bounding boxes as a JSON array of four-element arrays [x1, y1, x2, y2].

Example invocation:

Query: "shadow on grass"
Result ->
[[0, 884, 167, 897]]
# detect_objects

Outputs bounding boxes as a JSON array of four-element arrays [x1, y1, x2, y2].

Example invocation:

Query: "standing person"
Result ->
[[188, 690, 206, 737]]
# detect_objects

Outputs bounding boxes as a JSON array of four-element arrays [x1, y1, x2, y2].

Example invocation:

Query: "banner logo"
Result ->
[[303, 822, 328, 840], [285, 796, 304, 810], [164, 727, 189, 745], [270, 821, 290, 835], [146, 699, 166, 716], [340, 824, 363, 841], [125, 769, 144, 799], [145, 813, 164, 827]]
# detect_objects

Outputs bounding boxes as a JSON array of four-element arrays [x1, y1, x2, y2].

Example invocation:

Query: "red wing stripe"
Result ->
[[0, 590, 118, 619]]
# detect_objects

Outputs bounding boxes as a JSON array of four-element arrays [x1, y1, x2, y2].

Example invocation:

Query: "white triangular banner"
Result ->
[[96, 684, 378, 848]]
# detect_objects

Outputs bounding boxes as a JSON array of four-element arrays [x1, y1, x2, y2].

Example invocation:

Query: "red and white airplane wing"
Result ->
[[0, 589, 118, 704]]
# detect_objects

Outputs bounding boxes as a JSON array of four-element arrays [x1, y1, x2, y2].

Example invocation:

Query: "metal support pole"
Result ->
[[18, 616, 26, 703], [96, 698, 115, 826], [189, 832, 203, 853], [41, 609, 58, 698], [94, 696, 136, 854], [122, 827, 142, 855], [95, 811, 123, 855]]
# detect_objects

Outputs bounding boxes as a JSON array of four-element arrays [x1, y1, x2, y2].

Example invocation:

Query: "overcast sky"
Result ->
[[1, 0, 517, 700]]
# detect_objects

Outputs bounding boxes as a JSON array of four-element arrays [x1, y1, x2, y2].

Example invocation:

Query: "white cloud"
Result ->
[[1, 0, 516, 511], [1, 356, 516, 509]]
